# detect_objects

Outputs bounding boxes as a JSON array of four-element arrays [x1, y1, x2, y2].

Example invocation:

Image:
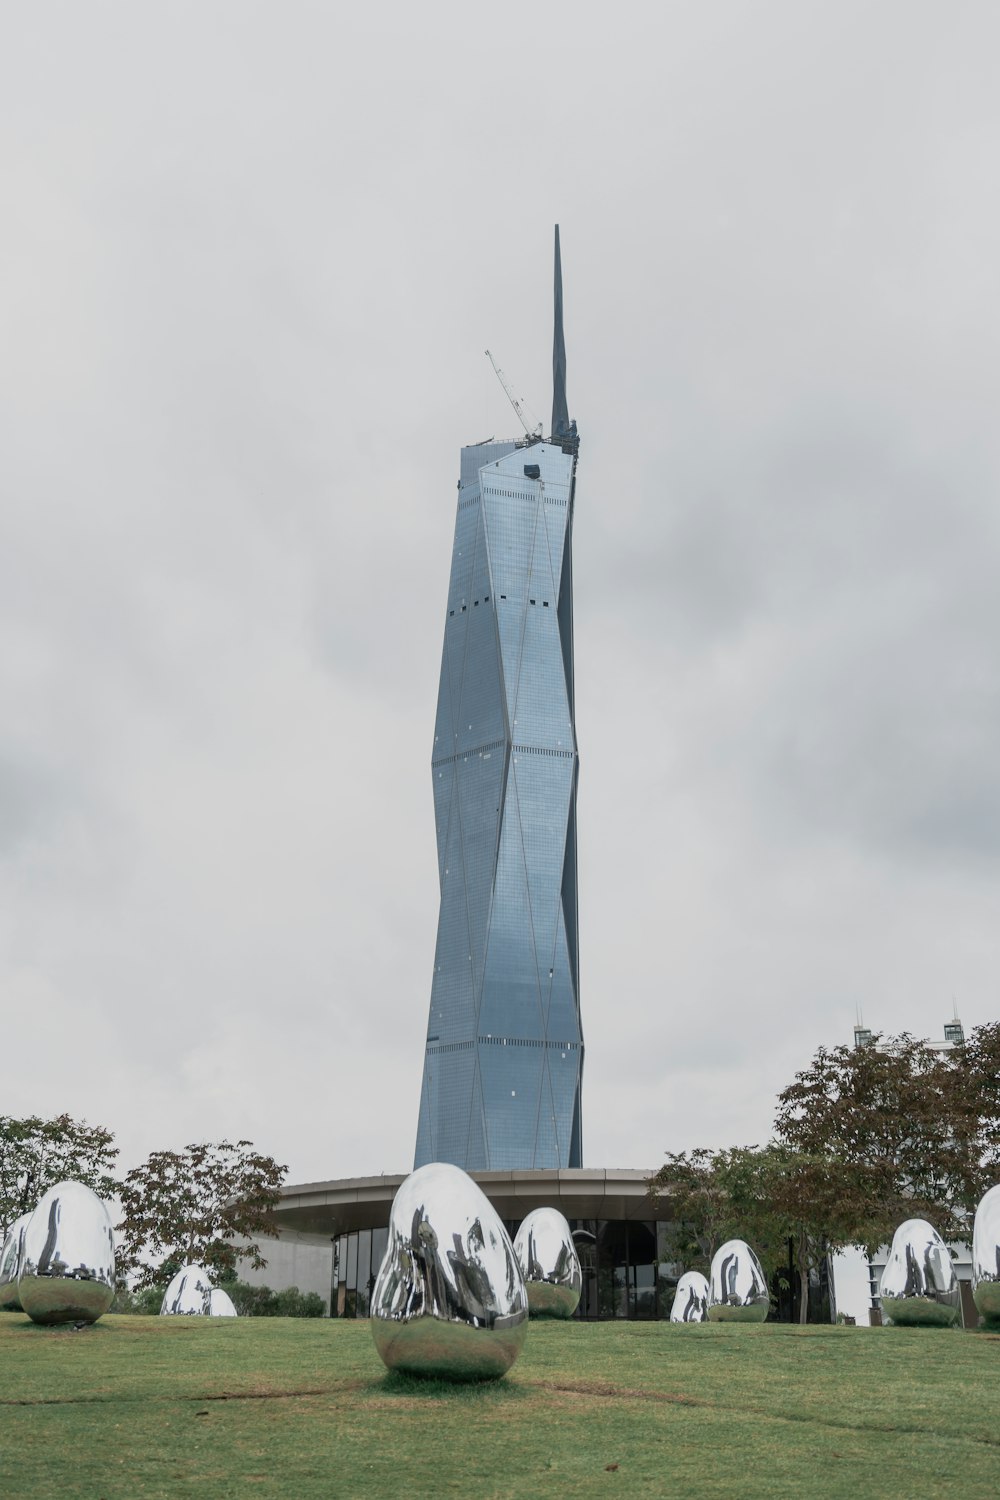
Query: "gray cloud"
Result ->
[[2, 1, 999, 1181]]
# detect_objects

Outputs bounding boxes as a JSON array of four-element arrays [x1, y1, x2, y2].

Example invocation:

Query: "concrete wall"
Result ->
[[237, 1232, 334, 1312]]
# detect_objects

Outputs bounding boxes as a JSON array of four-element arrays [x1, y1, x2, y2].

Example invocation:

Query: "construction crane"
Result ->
[[484, 350, 543, 439]]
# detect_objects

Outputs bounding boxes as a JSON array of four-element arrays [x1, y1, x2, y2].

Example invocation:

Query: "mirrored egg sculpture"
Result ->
[[160, 1264, 236, 1316], [971, 1186, 1000, 1324], [879, 1218, 961, 1327], [513, 1207, 582, 1318], [161, 1263, 213, 1315], [371, 1161, 528, 1380], [707, 1239, 769, 1322], [670, 1269, 710, 1323], [0, 1212, 32, 1311], [17, 1181, 115, 1325]]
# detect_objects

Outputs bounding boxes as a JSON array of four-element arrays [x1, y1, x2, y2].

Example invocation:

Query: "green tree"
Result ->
[[0, 1114, 119, 1237], [652, 1143, 894, 1324], [117, 1140, 287, 1289], [951, 1022, 1000, 1207], [773, 1032, 976, 1242], [652, 1024, 1000, 1325], [650, 1148, 734, 1273], [650, 1146, 789, 1281], [758, 1145, 889, 1324]]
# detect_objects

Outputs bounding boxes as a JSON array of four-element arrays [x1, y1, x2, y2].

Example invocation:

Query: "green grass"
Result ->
[[1, 1313, 998, 1498]]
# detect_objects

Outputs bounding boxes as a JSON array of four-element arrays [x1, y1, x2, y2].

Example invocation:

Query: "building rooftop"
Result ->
[[273, 1167, 664, 1237], [853, 1017, 966, 1052]]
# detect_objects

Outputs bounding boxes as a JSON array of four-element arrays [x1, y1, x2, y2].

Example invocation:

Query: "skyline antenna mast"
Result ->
[[484, 349, 542, 438]]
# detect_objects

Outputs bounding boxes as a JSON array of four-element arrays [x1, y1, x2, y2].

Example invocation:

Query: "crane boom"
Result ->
[[484, 350, 542, 439]]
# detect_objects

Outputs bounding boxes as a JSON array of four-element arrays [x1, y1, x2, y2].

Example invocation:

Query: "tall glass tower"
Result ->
[[415, 228, 583, 1171]]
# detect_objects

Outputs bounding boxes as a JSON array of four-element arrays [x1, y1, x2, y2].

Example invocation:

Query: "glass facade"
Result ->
[[332, 1220, 682, 1321], [328, 1216, 834, 1323], [414, 437, 584, 1171], [331, 1227, 388, 1319]]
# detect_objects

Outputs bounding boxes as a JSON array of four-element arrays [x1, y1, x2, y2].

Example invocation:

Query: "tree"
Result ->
[[0, 1114, 119, 1237], [773, 1032, 978, 1244], [758, 1145, 889, 1324], [652, 1143, 895, 1324], [117, 1140, 288, 1289], [650, 1148, 734, 1273], [650, 1146, 789, 1282], [951, 1022, 1000, 1207], [652, 1024, 1000, 1325]]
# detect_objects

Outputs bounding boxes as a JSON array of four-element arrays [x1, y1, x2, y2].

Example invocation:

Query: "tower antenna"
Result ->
[[551, 224, 570, 440]]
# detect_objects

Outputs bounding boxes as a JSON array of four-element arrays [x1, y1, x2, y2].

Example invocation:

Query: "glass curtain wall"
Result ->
[[414, 440, 584, 1173], [330, 1220, 835, 1322], [332, 1228, 388, 1319], [330, 1220, 681, 1320]]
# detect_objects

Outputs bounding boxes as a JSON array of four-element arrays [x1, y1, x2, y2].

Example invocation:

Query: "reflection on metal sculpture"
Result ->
[[670, 1270, 710, 1323], [160, 1264, 237, 1316], [161, 1264, 213, 1315], [209, 1287, 238, 1317], [0, 1212, 32, 1312], [971, 1186, 1000, 1324], [513, 1208, 582, 1318], [879, 1218, 961, 1327], [707, 1239, 769, 1322], [17, 1181, 116, 1325], [371, 1162, 528, 1380]]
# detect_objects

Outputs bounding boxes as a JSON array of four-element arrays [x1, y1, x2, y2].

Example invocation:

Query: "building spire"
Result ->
[[551, 224, 570, 441]]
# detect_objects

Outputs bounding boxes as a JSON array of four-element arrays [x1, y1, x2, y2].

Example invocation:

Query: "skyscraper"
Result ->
[[414, 228, 583, 1172]]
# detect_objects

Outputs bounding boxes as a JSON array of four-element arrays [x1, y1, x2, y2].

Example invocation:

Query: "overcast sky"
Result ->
[[3, 2, 999, 1187]]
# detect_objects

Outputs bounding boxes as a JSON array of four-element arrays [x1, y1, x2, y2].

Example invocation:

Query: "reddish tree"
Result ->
[[118, 1139, 287, 1288]]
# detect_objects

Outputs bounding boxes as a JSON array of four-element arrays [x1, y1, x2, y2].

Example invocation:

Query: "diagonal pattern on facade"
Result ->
[[414, 427, 583, 1172]]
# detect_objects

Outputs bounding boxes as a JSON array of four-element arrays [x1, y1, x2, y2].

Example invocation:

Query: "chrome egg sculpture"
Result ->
[[160, 1264, 237, 1316], [371, 1161, 528, 1380], [161, 1263, 213, 1314], [670, 1269, 710, 1323], [0, 1212, 32, 1311], [971, 1186, 1000, 1324], [707, 1239, 769, 1322], [513, 1207, 581, 1318], [209, 1286, 238, 1317], [879, 1218, 961, 1327], [17, 1181, 115, 1325]]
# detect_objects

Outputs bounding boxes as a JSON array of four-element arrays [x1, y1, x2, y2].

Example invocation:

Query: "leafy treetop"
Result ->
[[772, 1026, 1000, 1240], [0, 1114, 119, 1238], [117, 1139, 288, 1289], [652, 1023, 1000, 1323]]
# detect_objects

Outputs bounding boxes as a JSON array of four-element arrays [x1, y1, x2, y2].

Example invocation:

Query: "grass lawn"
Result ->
[[1, 1313, 998, 1499]]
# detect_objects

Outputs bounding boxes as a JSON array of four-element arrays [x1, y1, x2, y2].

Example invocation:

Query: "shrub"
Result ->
[[109, 1280, 325, 1317], [227, 1282, 325, 1317], [111, 1284, 165, 1315]]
